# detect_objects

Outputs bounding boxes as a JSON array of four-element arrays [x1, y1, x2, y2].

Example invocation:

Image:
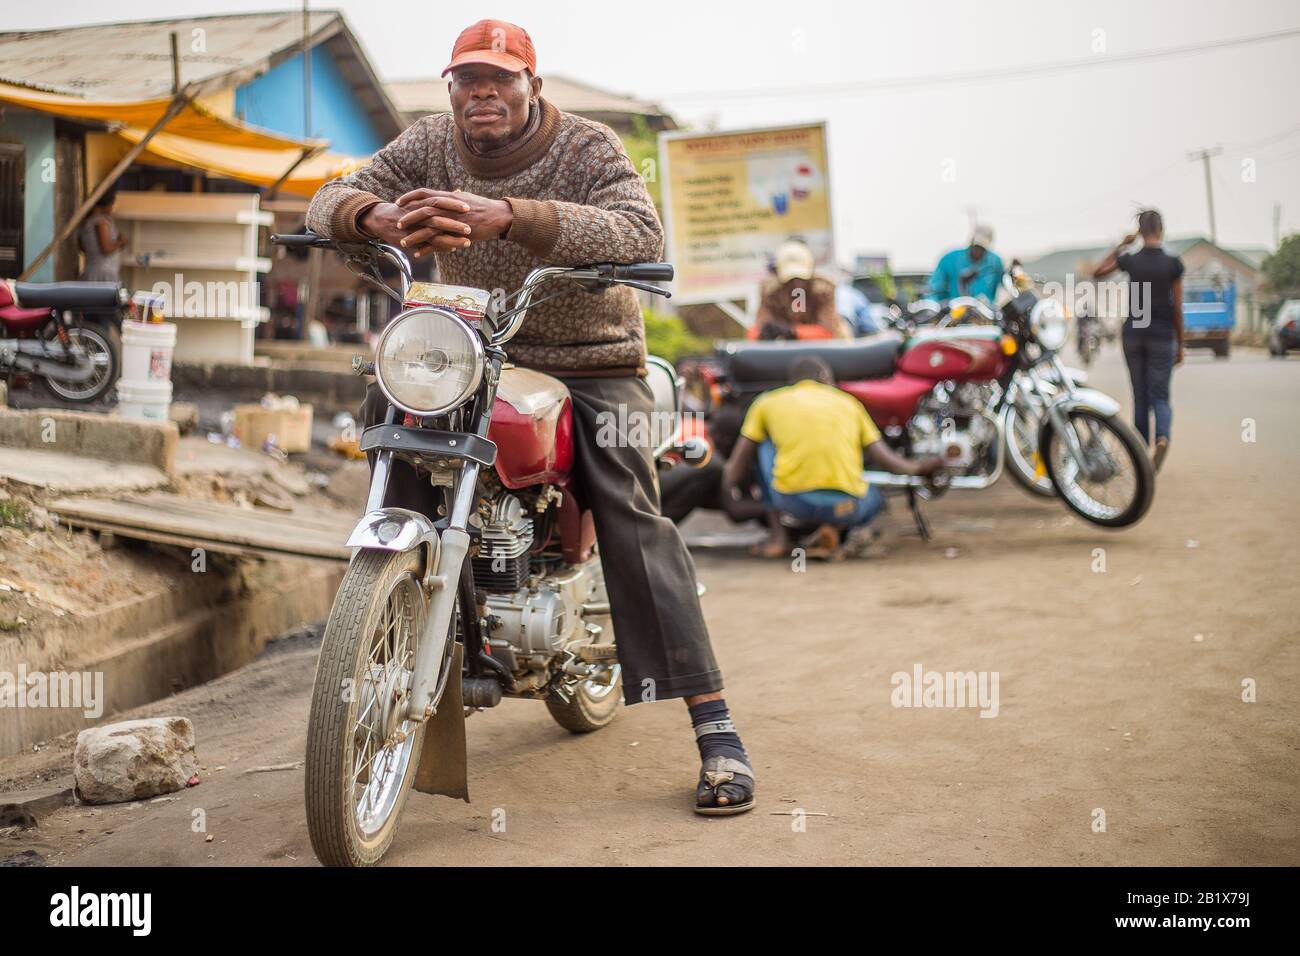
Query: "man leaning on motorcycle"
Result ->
[[304, 19, 754, 815]]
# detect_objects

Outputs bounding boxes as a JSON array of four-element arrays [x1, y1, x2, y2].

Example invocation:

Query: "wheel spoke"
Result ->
[[344, 570, 426, 840]]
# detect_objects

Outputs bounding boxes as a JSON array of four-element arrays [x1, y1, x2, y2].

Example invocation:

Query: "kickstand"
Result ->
[[907, 488, 931, 542]]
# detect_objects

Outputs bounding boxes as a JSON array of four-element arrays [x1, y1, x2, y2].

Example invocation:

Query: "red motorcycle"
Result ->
[[708, 271, 1153, 533], [0, 279, 125, 403], [271, 233, 690, 867]]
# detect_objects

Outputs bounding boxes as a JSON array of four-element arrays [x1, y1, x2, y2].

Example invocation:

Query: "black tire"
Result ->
[[305, 548, 438, 867], [40, 320, 120, 403], [1042, 409, 1154, 528], [546, 670, 623, 733], [1213, 340, 1230, 359], [545, 599, 622, 733]]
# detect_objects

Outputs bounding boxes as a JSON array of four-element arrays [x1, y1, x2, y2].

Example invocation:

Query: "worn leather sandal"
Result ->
[[695, 755, 756, 816]]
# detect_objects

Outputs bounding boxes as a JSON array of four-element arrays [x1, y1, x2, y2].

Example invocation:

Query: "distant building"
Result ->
[[1022, 237, 1271, 330], [0, 10, 402, 280]]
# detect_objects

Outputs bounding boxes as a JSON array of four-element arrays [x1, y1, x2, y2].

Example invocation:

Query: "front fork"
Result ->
[[410, 358, 502, 722], [1026, 356, 1097, 480]]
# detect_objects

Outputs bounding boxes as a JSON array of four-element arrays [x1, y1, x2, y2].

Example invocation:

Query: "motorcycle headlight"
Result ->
[[374, 307, 484, 416], [1029, 298, 1069, 353]]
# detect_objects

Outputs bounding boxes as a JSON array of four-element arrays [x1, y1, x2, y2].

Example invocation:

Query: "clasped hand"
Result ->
[[359, 188, 514, 257]]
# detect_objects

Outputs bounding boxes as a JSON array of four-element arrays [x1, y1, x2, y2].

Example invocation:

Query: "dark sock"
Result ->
[[689, 699, 749, 768]]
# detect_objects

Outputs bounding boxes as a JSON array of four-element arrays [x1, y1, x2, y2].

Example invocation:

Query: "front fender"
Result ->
[[346, 508, 440, 569], [1051, 387, 1121, 418], [1036, 387, 1123, 451]]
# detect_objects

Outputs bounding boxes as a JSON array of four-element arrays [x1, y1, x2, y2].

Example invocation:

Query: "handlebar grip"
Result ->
[[271, 232, 326, 247], [614, 263, 674, 282]]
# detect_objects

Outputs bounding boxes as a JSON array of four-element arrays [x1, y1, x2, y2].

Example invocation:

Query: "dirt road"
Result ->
[[4, 347, 1297, 866]]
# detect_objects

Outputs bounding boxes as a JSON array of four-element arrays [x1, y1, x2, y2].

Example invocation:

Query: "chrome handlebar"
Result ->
[[943, 295, 997, 325], [374, 243, 412, 298], [269, 233, 670, 349], [491, 265, 575, 346]]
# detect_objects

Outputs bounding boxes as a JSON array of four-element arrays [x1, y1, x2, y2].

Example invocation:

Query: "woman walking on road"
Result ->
[[1093, 209, 1185, 472]]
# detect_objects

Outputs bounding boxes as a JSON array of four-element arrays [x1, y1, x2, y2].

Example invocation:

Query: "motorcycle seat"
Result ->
[[12, 281, 121, 310], [719, 332, 903, 385]]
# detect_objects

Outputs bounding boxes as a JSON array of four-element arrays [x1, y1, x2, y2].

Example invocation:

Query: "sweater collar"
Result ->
[[453, 98, 561, 179]]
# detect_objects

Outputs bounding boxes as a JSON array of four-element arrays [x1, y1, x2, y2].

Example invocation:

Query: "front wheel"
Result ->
[[1042, 409, 1154, 528], [41, 320, 119, 403], [305, 548, 447, 867]]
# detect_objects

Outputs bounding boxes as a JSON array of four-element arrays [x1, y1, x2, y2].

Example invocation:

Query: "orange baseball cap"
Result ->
[[441, 19, 537, 77]]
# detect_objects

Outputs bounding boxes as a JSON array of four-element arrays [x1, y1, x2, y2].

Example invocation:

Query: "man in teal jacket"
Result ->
[[928, 223, 1004, 304]]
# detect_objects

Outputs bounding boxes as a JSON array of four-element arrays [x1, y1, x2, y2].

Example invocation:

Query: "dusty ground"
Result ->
[[2, 346, 1297, 866]]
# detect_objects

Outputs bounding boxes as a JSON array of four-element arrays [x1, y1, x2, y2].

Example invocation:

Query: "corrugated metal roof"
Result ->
[[0, 10, 340, 101], [387, 74, 674, 125]]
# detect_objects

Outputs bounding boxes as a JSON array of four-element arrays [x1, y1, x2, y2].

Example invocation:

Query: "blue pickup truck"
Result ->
[[1183, 281, 1235, 359]]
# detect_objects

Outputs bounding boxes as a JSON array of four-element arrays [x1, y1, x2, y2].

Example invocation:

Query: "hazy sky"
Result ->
[[9, 0, 1300, 268]]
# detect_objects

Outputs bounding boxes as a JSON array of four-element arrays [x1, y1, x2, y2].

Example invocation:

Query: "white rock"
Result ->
[[73, 717, 198, 805]]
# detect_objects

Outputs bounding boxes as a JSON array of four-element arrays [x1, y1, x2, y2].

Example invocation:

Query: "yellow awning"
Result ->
[[121, 128, 368, 197], [0, 81, 324, 151], [0, 81, 367, 194]]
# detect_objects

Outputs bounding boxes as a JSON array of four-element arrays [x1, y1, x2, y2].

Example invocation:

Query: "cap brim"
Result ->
[[441, 51, 530, 77], [776, 265, 815, 283]]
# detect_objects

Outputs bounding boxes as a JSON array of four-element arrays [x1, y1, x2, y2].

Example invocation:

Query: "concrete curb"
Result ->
[[174, 361, 367, 412], [0, 558, 344, 759], [0, 408, 177, 476]]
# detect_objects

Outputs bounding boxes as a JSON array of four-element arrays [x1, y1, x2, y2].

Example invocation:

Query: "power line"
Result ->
[[662, 26, 1300, 104], [1219, 124, 1300, 158]]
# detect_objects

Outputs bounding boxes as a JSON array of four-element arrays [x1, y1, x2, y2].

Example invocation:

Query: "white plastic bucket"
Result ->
[[121, 320, 178, 384], [116, 378, 173, 421]]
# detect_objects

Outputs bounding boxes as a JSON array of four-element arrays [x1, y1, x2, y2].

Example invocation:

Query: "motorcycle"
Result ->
[[713, 265, 1154, 533], [874, 286, 1099, 501], [271, 232, 690, 867], [0, 278, 125, 402], [1076, 309, 1102, 367]]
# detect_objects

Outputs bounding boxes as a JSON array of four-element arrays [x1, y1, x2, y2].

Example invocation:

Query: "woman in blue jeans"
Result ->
[[1093, 209, 1185, 472]]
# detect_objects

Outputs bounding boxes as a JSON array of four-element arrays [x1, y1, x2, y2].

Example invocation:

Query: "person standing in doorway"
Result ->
[[78, 189, 128, 283], [1093, 209, 1185, 471]]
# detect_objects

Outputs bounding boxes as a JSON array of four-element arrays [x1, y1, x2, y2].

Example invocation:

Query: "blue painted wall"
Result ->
[[0, 109, 55, 281], [235, 46, 386, 156]]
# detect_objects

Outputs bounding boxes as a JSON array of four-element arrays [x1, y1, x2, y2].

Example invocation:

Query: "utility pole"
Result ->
[[1188, 146, 1222, 243], [302, 0, 312, 140], [1274, 202, 1282, 249], [170, 31, 180, 94]]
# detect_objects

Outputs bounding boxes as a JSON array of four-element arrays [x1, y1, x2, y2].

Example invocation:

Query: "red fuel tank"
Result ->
[[896, 328, 1008, 381], [487, 367, 575, 489], [839, 375, 934, 430]]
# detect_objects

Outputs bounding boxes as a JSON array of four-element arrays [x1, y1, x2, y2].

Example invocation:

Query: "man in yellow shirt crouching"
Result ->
[[722, 356, 944, 558]]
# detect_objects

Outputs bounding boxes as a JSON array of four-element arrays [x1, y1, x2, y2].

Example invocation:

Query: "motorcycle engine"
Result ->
[[471, 493, 533, 591], [471, 492, 600, 675], [909, 382, 998, 473]]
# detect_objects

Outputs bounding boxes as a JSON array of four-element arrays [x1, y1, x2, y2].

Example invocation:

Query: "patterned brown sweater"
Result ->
[[305, 98, 662, 374]]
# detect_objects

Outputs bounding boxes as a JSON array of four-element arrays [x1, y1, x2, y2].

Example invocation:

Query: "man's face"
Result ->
[[969, 244, 986, 263], [448, 64, 538, 148]]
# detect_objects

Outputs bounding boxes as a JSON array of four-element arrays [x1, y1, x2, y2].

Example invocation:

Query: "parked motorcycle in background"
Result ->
[[1075, 309, 1102, 367], [879, 278, 1101, 501], [271, 233, 689, 867], [712, 264, 1154, 532], [0, 278, 126, 402]]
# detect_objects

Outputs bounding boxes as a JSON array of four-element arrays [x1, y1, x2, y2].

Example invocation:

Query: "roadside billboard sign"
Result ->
[[658, 122, 834, 306]]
